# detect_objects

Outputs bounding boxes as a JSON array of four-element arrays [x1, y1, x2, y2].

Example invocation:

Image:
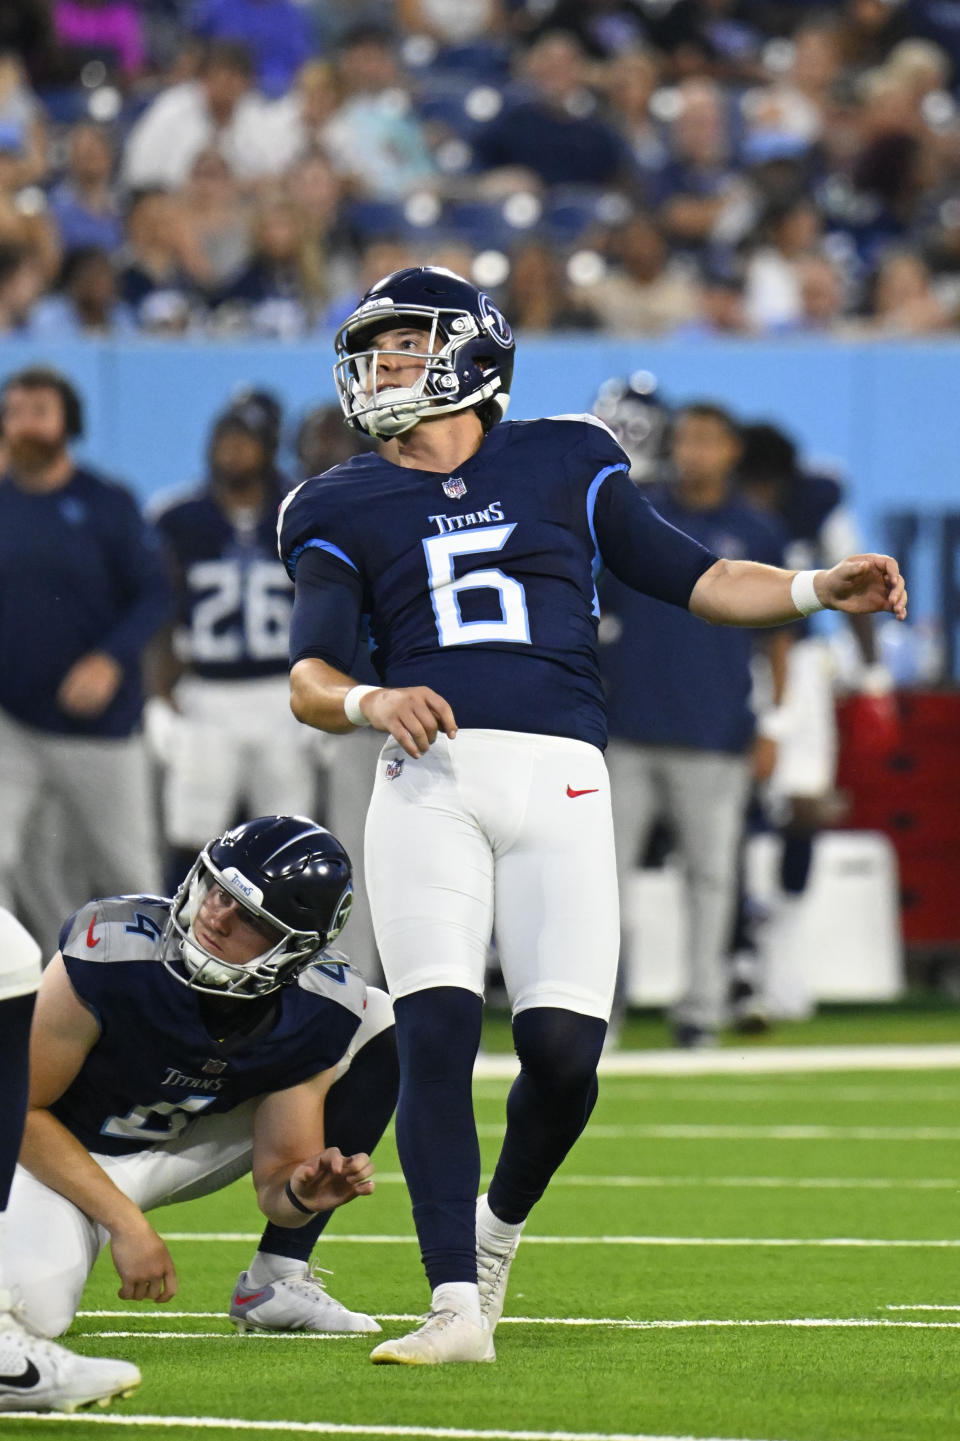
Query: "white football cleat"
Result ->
[[230, 1266, 381, 1334], [369, 1309, 495, 1365], [0, 1309, 140, 1413], [476, 1193, 524, 1330]]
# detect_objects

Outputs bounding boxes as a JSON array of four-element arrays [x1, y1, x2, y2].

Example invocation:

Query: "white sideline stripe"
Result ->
[[373, 1172, 960, 1191], [159, 1233, 960, 1248], [473, 1123, 960, 1140], [0, 1417, 792, 1441], [473, 1043, 960, 1078], [77, 1314, 960, 1333]]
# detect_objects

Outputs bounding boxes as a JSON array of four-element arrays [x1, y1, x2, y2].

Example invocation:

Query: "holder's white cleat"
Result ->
[[370, 1308, 495, 1365]]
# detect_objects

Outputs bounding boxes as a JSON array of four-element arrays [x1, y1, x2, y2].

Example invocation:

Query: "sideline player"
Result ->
[[0, 907, 140, 1412], [278, 265, 907, 1365], [4, 816, 397, 1341], [147, 404, 316, 893]]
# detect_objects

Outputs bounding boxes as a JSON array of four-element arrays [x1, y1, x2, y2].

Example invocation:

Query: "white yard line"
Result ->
[[472, 1044, 960, 1079], [372, 1172, 959, 1191], [76, 1314, 960, 1333], [471, 1123, 960, 1140], [159, 1233, 960, 1248], [0, 1416, 797, 1441]]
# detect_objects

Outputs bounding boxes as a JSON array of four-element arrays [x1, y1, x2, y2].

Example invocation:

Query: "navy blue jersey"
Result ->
[[54, 896, 366, 1156], [280, 416, 716, 750], [152, 484, 293, 680], [0, 466, 171, 737], [599, 485, 787, 753]]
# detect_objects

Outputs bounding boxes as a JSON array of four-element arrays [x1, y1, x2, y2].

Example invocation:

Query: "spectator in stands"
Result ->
[[321, 30, 437, 200], [119, 189, 204, 329], [865, 247, 953, 332], [173, 147, 250, 293], [189, 0, 312, 100], [836, 0, 913, 78], [26, 244, 135, 337], [503, 239, 599, 331], [121, 41, 279, 191], [265, 60, 345, 175], [579, 212, 699, 334], [601, 48, 668, 194], [47, 123, 123, 255], [214, 189, 325, 337], [743, 195, 823, 331], [674, 259, 752, 337], [0, 366, 169, 957], [791, 253, 847, 332], [740, 18, 844, 154], [0, 53, 48, 191], [520, 0, 649, 60], [396, 0, 507, 49], [472, 29, 633, 191], [654, 78, 743, 255], [51, 0, 145, 83], [0, 243, 43, 334]]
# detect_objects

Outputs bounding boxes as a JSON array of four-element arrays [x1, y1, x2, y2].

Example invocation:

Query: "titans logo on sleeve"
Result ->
[[280, 417, 716, 749], [154, 487, 293, 680], [54, 897, 366, 1155]]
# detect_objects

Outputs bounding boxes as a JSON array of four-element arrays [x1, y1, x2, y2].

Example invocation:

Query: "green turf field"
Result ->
[[5, 1011, 960, 1441]]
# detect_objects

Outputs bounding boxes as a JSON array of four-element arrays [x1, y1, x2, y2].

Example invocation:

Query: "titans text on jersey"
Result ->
[[55, 896, 366, 1156], [280, 416, 718, 751]]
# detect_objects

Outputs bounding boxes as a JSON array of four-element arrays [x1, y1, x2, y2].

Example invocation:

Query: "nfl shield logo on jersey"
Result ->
[[442, 476, 467, 500], [386, 758, 405, 780]]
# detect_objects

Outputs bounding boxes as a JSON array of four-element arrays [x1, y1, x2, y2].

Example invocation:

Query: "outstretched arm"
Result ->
[[689, 554, 907, 627]]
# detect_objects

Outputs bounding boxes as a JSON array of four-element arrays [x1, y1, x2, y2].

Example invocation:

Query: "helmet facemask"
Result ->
[[161, 848, 328, 1000]]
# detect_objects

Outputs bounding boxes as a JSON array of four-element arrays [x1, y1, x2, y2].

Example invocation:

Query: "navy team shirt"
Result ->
[[0, 465, 171, 737], [280, 416, 718, 751], [599, 482, 787, 753], [152, 483, 293, 680], [55, 896, 367, 1156]]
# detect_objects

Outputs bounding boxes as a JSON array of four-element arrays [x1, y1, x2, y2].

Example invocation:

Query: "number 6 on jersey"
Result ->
[[422, 524, 531, 648]]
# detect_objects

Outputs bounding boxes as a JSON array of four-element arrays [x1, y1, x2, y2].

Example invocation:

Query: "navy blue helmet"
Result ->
[[333, 266, 515, 440], [162, 815, 353, 999]]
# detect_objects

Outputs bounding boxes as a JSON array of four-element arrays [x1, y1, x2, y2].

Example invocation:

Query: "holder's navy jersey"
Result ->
[[280, 416, 717, 750], [153, 484, 293, 680], [54, 896, 366, 1156]]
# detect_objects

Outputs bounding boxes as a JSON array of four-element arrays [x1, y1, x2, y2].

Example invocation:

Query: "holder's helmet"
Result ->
[[161, 815, 353, 999]]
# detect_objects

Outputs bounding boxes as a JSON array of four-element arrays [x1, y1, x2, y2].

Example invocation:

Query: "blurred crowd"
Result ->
[[2, 0, 960, 340]]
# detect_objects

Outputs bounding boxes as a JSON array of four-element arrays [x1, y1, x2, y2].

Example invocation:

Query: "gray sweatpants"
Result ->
[[0, 705, 162, 959], [606, 740, 751, 1032]]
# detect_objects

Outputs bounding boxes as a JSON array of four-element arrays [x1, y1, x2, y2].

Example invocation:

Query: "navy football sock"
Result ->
[[488, 1007, 606, 1225], [781, 830, 814, 895], [393, 987, 483, 1289], [257, 1025, 399, 1264], [0, 993, 36, 1209]]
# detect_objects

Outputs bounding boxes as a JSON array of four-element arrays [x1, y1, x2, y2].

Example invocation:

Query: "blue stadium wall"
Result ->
[[2, 335, 958, 677]]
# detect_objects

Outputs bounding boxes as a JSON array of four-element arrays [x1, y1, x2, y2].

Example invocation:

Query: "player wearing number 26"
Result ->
[[278, 266, 908, 1365]]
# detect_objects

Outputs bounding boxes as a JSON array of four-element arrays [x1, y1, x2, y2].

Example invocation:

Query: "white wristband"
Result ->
[[343, 684, 380, 727], [790, 569, 824, 617], [755, 706, 791, 742]]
